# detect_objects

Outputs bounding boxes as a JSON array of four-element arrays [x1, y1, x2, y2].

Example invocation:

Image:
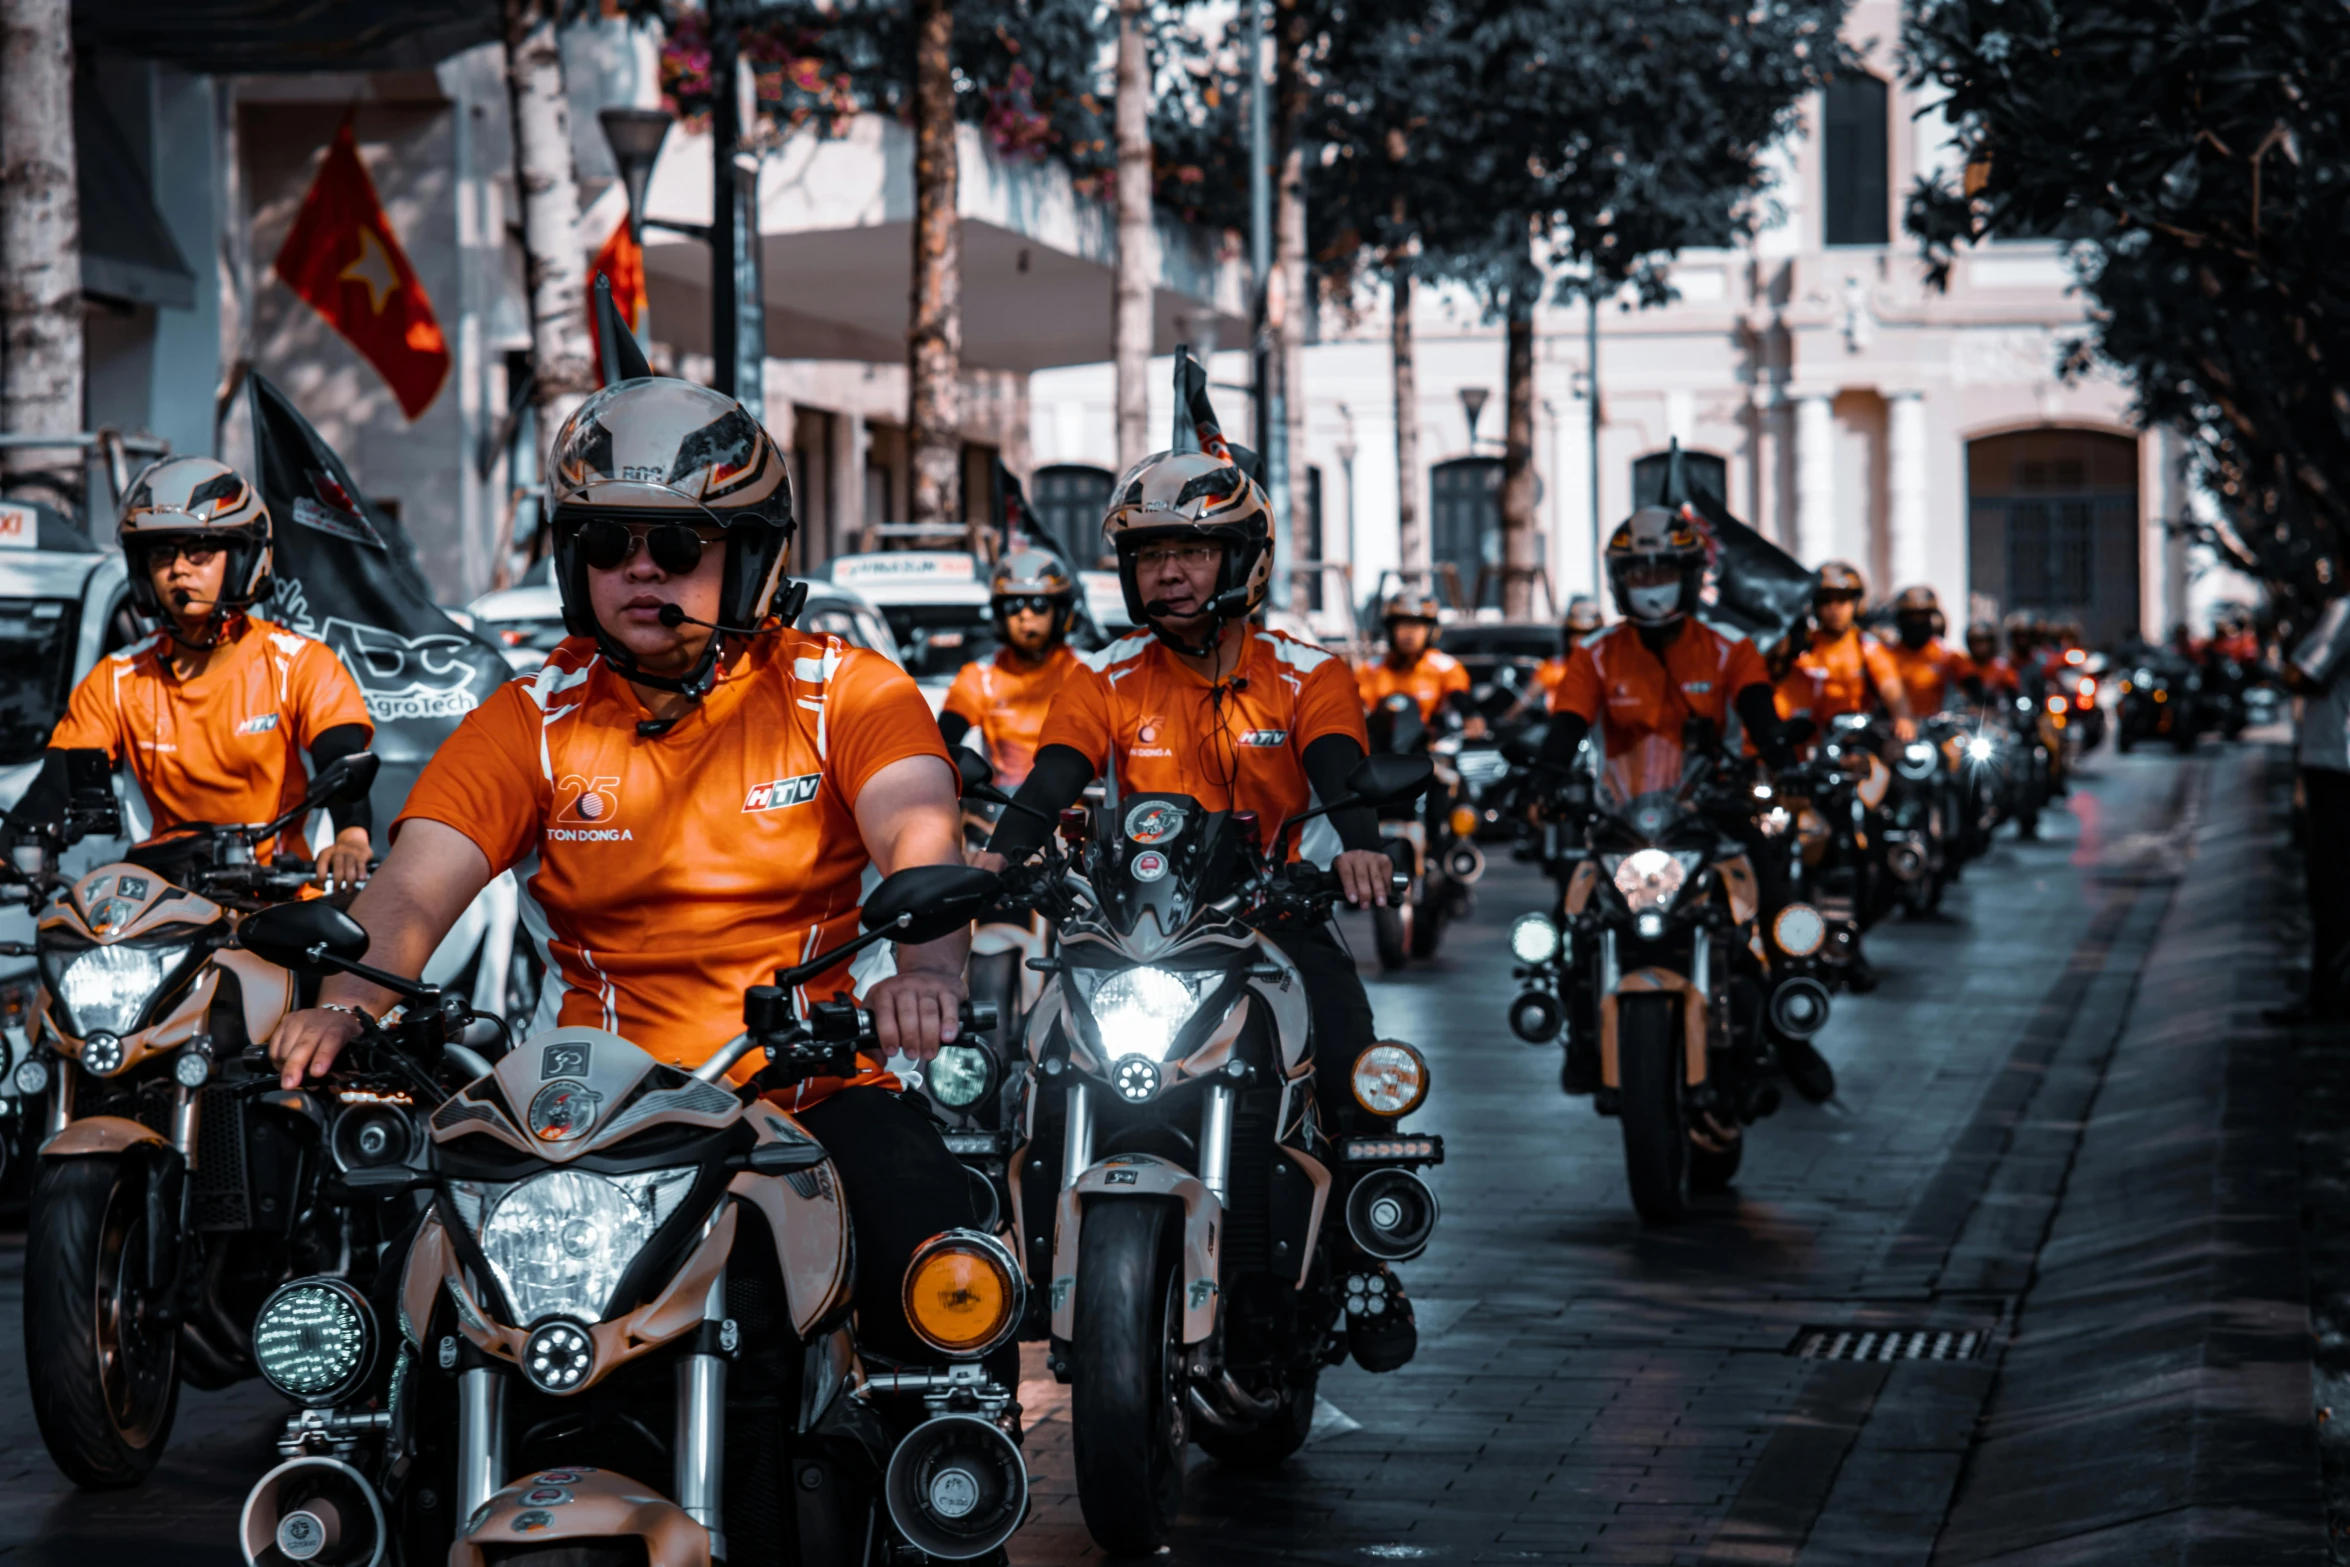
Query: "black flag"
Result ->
[[247, 373, 514, 816], [1170, 345, 1265, 487], [996, 456, 1037, 556], [594, 273, 654, 386], [1633, 441, 1816, 647]]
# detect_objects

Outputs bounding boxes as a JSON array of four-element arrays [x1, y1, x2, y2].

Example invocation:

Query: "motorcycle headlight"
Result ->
[[1509, 913, 1559, 964], [453, 1166, 701, 1326], [1075, 965, 1215, 1062], [1607, 849, 1696, 913], [253, 1277, 376, 1406], [1964, 737, 1996, 763], [928, 1043, 996, 1110], [1759, 806, 1794, 838], [1351, 1042, 1429, 1118], [902, 1230, 1023, 1358], [1896, 740, 1941, 780], [45, 941, 191, 1038]]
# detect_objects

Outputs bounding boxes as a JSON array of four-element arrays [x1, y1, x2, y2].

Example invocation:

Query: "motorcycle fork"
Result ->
[[456, 1363, 508, 1523], [46, 1057, 75, 1139], [1197, 1084, 1235, 1201], [676, 1263, 730, 1555]]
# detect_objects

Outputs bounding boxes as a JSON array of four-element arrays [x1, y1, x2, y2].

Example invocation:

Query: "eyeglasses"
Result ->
[[997, 594, 1060, 616], [145, 540, 223, 567], [1135, 543, 1220, 570], [574, 519, 719, 574]]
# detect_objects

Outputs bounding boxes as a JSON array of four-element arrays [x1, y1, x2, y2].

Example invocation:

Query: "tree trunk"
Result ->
[[907, 0, 962, 538], [1274, 0, 1309, 568], [0, 0, 82, 510], [505, 0, 595, 436], [1391, 265, 1422, 584], [1500, 279, 1539, 619], [1111, 0, 1151, 474]]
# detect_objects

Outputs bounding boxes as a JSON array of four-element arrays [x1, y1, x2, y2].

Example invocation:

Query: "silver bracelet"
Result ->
[[319, 1002, 375, 1026]]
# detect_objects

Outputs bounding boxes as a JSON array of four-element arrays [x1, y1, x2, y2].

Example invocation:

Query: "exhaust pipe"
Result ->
[[1767, 976, 1832, 1040], [240, 1457, 387, 1567], [884, 1412, 1028, 1561], [1345, 1167, 1440, 1262], [1441, 839, 1486, 884]]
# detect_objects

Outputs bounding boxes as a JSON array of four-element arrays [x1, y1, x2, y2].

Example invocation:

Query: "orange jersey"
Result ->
[[1882, 638, 1976, 714], [1975, 656, 2020, 697], [2210, 631, 2260, 663], [48, 616, 372, 860], [1744, 664, 1829, 758], [1529, 656, 1571, 704], [1549, 621, 1770, 769], [1354, 649, 1470, 726], [941, 645, 1077, 788], [1039, 628, 1368, 859], [394, 631, 950, 1104], [1801, 627, 1905, 719]]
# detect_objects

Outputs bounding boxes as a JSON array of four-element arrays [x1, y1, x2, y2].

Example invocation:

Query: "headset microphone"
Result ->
[[656, 602, 765, 636]]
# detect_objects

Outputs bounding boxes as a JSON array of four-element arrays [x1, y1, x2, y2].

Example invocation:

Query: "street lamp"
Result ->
[[598, 106, 673, 251], [1459, 385, 1491, 451]]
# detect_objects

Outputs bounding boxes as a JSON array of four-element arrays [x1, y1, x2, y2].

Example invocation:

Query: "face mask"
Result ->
[[1626, 581, 1683, 623], [1899, 618, 1932, 650]]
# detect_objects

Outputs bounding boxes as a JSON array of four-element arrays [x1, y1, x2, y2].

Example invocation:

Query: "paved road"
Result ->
[[0, 749, 2216, 1565]]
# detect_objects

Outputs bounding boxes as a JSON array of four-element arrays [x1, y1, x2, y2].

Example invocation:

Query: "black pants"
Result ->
[[2304, 767, 2350, 1014], [797, 1086, 989, 1366], [1263, 920, 1382, 1135]]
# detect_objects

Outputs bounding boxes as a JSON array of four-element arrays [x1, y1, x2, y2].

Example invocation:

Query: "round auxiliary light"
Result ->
[[174, 1047, 211, 1089], [927, 1044, 996, 1111], [1508, 913, 1560, 965], [1772, 903, 1827, 959], [1351, 1042, 1429, 1118], [1634, 910, 1668, 942], [80, 1031, 126, 1076], [14, 1056, 50, 1096], [1965, 737, 1996, 763], [902, 1229, 1024, 1359], [523, 1319, 596, 1395], [1111, 1056, 1160, 1103], [1448, 804, 1480, 839], [254, 1277, 377, 1406]]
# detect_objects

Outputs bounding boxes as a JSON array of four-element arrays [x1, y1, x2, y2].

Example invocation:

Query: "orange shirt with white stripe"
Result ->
[[1353, 648, 1470, 726], [394, 631, 949, 1102], [1800, 626, 1906, 720], [1038, 628, 1368, 859], [941, 644, 1077, 788], [48, 616, 372, 860]]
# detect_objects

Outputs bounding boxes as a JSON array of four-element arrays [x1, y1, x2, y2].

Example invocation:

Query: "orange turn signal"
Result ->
[[1449, 805, 1480, 839], [902, 1231, 1023, 1358]]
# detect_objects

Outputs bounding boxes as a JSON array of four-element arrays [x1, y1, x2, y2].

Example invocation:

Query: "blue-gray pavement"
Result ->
[[0, 745, 2323, 1564]]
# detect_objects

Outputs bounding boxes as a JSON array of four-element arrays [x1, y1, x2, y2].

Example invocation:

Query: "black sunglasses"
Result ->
[[575, 518, 713, 574], [997, 594, 1059, 616]]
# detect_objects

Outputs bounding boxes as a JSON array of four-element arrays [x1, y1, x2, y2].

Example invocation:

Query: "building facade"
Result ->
[[1031, 1, 2241, 645]]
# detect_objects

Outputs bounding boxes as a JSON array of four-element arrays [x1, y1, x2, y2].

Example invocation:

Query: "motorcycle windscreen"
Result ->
[[1095, 793, 1241, 941], [1598, 734, 1690, 808]]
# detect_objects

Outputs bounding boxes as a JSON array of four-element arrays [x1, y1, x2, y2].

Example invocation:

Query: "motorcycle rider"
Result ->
[[8, 457, 375, 888], [1882, 585, 1981, 715], [1533, 508, 1828, 1097], [265, 378, 987, 1369], [1967, 620, 2019, 701], [940, 546, 1081, 787], [1356, 591, 1482, 735], [971, 449, 1420, 1373], [1803, 561, 1916, 740]]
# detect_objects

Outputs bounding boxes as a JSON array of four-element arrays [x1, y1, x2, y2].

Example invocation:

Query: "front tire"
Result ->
[[1617, 996, 1688, 1224], [1071, 1200, 1187, 1554], [1407, 885, 1445, 959], [25, 1154, 180, 1488], [1371, 904, 1410, 972]]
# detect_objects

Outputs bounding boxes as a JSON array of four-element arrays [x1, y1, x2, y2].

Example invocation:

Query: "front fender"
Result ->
[[1049, 1153, 1222, 1346], [41, 1113, 166, 1159], [1599, 969, 1709, 1091]]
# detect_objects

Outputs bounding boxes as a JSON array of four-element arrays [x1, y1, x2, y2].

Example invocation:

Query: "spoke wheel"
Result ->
[[26, 1154, 180, 1488]]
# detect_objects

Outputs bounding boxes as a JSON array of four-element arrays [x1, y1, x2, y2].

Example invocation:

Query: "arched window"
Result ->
[[1966, 430, 2140, 646], [1429, 457, 1504, 603], [1029, 463, 1116, 565], [1823, 73, 1890, 246]]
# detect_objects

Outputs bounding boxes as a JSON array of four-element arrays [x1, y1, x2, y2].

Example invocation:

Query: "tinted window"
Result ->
[[0, 598, 81, 765]]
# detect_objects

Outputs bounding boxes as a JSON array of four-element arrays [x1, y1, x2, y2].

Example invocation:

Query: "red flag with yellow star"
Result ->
[[272, 117, 451, 420]]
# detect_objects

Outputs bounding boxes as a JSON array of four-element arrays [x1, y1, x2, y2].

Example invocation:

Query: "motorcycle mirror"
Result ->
[[1501, 723, 1549, 767], [951, 747, 995, 796], [1344, 752, 1436, 809], [861, 864, 1004, 945], [241, 900, 371, 972], [1781, 716, 1816, 748], [303, 751, 380, 809]]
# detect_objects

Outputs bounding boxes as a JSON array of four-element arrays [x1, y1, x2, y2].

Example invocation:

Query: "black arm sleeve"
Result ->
[[984, 743, 1095, 860], [937, 710, 973, 749], [1733, 683, 1782, 743], [1301, 733, 1381, 855], [1536, 710, 1591, 768], [308, 723, 375, 836]]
